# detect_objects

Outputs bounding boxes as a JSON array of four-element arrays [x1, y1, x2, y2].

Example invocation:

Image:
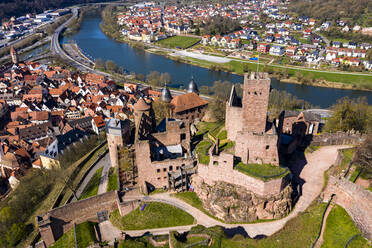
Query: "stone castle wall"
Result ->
[[225, 105, 243, 141], [39, 191, 118, 246], [235, 132, 279, 165], [310, 132, 364, 146], [192, 176, 293, 222], [323, 176, 372, 240], [197, 148, 289, 197]]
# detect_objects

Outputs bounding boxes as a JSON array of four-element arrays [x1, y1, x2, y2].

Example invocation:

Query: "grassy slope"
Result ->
[[173, 192, 214, 215], [79, 167, 103, 200], [51, 222, 97, 248], [110, 202, 195, 230], [322, 205, 369, 248], [226, 202, 327, 247], [107, 167, 118, 192], [156, 35, 200, 49]]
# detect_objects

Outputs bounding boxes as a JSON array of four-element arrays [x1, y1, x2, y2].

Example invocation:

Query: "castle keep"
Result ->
[[226, 72, 279, 165]]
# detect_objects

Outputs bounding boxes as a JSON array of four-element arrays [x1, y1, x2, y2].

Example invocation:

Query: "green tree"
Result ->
[[206, 98, 226, 121], [152, 100, 172, 124], [325, 97, 372, 133], [6, 223, 26, 246]]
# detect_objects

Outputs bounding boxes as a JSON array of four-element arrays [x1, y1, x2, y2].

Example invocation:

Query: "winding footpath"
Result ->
[[71, 152, 110, 202], [100, 145, 349, 241]]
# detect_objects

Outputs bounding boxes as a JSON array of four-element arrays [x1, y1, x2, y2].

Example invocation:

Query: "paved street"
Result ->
[[99, 145, 349, 241]]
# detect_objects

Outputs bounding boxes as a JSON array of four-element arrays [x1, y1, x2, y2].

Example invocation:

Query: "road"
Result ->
[[99, 145, 349, 241]]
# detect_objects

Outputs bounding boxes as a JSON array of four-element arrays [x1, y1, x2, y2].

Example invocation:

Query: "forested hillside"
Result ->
[[0, 0, 110, 20], [288, 0, 372, 26]]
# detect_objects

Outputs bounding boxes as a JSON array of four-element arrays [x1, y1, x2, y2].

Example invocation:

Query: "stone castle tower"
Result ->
[[10, 46, 18, 64], [241, 72, 270, 133], [133, 98, 155, 140], [106, 119, 131, 167], [225, 72, 279, 165]]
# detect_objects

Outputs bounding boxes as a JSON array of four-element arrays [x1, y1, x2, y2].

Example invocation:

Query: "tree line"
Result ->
[[201, 15, 241, 36], [288, 0, 372, 26]]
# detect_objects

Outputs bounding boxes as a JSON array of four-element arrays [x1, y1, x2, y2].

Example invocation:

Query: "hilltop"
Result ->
[[288, 0, 372, 26]]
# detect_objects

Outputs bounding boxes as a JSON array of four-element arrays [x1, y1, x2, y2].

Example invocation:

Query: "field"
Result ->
[[156, 35, 201, 49], [110, 202, 195, 230]]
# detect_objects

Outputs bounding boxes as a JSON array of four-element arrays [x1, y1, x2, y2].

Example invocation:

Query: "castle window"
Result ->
[[157, 177, 161, 180], [157, 169, 160, 173], [176, 166, 180, 170], [163, 168, 167, 172], [180, 133, 186, 140], [254, 91, 257, 95], [169, 166, 173, 171], [266, 145, 270, 149]]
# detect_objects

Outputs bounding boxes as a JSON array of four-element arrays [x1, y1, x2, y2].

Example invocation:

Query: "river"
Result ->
[[61, 15, 372, 107]]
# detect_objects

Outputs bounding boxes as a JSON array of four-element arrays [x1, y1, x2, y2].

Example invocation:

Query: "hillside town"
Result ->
[[0, 46, 210, 195], [117, 1, 372, 70], [0, 0, 371, 248]]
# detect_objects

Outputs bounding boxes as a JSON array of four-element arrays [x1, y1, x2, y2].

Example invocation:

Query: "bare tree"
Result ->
[[355, 134, 372, 179]]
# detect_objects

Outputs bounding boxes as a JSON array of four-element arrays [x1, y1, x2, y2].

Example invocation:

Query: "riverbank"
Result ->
[[146, 48, 372, 92], [97, 6, 372, 92]]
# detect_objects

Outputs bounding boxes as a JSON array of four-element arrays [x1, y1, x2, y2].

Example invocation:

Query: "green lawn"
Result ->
[[195, 140, 212, 165], [79, 167, 103, 200], [328, 148, 355, 177], [322, 205, 369, 248], [156, 35, 201, 49], [107, 167, 118, 192], [185, 201, 327, 247], [172, 192, 224, 223], [75, 222, 97, 248], [110, 202, 195, 230], [51, 222, 97, 248], [115, 201, 336, 247], [217, 130, 227, 140], [235, 162, 289, 181]]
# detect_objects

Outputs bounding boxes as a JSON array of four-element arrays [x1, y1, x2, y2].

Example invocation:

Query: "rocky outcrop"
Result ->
[[192, 175, 293, 222]]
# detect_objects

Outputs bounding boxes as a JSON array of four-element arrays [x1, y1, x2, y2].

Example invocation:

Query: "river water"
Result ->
[[61, 16, 372, 107]]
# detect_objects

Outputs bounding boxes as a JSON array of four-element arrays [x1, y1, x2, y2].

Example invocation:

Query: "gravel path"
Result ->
[[99, 145, 348, 241], [71, 152, 110, 202], [97, 155, 113, 195], [172, 50, 231, 63]]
